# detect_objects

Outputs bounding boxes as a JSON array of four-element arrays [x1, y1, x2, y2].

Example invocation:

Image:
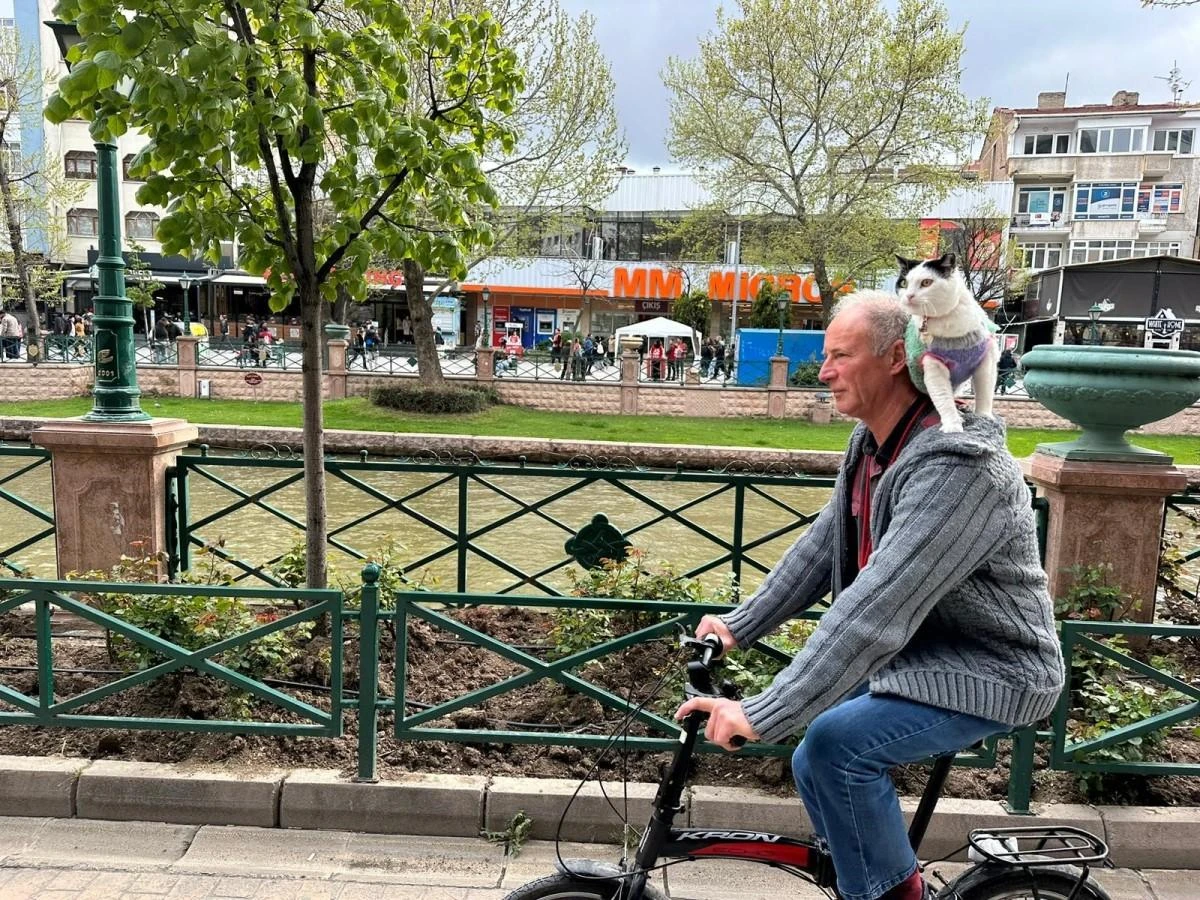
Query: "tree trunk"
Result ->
[[0, 163, 41, 357], [404, 258, 445, 387], [299, 278, 328, 589], [813, 258, 837, 325], [332, 282, 350, 326]]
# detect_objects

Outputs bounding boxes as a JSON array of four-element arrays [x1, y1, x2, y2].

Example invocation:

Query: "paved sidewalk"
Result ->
[[0, 816, 1195, 899]]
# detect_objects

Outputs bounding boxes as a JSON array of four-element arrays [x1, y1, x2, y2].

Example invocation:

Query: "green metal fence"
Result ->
[[0, 446, 55, 575], [0, 577, 342, 736], [1, 568, 1196, 812], [167, 448, 836, 596], [1164, 490, 1200, 602]]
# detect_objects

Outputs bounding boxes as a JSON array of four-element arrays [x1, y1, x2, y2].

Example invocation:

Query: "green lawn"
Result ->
[[3, 396, 1198, 462]]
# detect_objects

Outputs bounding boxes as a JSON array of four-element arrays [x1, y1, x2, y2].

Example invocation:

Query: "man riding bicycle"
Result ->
[[677, 291, 1064, 900]]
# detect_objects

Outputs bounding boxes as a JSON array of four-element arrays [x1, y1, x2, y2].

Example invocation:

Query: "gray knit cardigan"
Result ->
[[723, 414, 1065, 744]]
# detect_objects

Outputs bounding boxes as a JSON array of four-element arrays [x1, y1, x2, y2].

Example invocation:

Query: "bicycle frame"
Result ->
[[609, 640, 956, 900]]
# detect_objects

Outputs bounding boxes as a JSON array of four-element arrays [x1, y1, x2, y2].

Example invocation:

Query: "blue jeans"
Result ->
[[791, 685, 1003, 900]]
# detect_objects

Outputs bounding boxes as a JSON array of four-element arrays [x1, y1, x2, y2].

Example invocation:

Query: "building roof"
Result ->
[[1000, 103, 1200, 117], [601, 172, 711, 212], [1031, 253, 1200, 277]]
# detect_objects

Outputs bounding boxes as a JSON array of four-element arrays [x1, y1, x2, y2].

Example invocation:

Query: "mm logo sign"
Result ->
[[611, 266, 852, 304], [613, 267, 682, 299]]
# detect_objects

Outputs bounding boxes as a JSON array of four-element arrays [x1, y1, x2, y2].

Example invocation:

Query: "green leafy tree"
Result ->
[[663, 0, 987, 320], [0, 25, 83, 355], [671, 289, 711, 337], [397, 0, 624, 383], [746, 279, 787, 330], [124, 242, 162, 338], [46, 0, 522, 587]]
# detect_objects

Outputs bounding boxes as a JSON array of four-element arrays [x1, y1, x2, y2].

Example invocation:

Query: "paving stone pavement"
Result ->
[[0, 817, 1191, 899]]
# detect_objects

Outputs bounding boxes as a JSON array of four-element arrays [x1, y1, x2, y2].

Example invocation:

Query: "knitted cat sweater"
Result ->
[[722, 414, 1064, 744], [904, 318, 991, 392]]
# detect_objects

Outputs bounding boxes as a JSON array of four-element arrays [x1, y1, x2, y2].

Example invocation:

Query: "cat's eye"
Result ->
[[920, 278, 933, 287], [897, 278, 906, 288]]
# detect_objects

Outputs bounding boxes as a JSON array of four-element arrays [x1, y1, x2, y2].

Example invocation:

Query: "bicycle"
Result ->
[[503, 635, 1112, 900]]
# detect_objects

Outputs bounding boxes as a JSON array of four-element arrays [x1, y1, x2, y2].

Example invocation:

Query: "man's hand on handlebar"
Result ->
[[674, 696, 759, 752], [694, 615, 736, 657]]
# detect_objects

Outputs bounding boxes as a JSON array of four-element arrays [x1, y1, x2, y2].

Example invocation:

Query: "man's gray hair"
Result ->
[[830, 290, 911, 356]]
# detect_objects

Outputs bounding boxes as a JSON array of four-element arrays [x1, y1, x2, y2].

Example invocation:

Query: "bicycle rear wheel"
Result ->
[[502, 872, 669, 900], [942, 865, 1112, 899]]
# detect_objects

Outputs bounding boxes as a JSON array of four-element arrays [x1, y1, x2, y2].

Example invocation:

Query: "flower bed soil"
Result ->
[[1, 604, 1198, 809]]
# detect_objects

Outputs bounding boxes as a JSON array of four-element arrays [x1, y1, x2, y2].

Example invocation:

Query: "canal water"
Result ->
[[1, 447, 835, 596]]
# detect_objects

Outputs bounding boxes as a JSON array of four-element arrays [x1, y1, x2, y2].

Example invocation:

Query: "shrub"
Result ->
[[370, 383, 498, 414], [788, 355, 823, 387], [1055, 563, 1134, 621]]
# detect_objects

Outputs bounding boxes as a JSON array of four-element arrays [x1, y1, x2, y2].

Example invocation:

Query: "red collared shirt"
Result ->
[[848, 396, 938, 576]]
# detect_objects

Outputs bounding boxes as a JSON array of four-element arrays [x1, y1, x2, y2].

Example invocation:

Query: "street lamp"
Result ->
[[1085, 302, 1104, 346], [46, 19, 148, 422], [775, 292, 789, 356], [480, 284, 490, 348], [179, 273, 193, 332]]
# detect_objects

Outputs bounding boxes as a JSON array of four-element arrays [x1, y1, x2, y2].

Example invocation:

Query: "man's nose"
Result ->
[[818, 360, 834, 383]]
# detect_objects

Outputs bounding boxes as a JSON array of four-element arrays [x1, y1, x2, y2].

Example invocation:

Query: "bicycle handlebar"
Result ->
[[680, 634, 748, 748]]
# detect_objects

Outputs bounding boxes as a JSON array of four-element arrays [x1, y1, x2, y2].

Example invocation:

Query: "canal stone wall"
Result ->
[[1, 356, 1198, 435]]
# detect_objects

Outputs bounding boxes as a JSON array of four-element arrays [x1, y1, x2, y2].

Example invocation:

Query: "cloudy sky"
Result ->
[[560, 0, 1200, 170]]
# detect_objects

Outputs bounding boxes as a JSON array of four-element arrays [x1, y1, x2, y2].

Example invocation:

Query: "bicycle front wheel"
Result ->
[[502, 872, 669, 900], [943, 865, 1112, 900]]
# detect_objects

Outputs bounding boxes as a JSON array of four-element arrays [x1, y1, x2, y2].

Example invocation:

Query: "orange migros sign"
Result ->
[[611, 266, 839, 304]]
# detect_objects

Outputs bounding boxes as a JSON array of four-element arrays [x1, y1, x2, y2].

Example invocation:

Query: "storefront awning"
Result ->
[[213, 273, 267, 287]]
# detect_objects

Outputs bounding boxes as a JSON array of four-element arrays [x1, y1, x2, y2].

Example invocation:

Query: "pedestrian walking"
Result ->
[[0, 308, 20, 360]]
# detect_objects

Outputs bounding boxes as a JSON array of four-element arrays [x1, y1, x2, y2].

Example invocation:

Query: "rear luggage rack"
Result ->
[[967, 826, 1110, 867]]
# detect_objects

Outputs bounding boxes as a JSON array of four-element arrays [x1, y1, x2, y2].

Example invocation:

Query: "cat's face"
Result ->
[[896, 253, 959, 317]]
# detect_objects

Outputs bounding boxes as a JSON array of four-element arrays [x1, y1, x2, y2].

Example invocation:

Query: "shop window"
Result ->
[[67, 207, 100, 237], [123, 153, 145, 182], [1018, 243, 1063, 270], [125, 211, 160, 240], [65, 150, 97, 179]]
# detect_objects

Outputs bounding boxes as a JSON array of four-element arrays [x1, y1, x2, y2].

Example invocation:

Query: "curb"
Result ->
[[0, 755, 1196, 869]]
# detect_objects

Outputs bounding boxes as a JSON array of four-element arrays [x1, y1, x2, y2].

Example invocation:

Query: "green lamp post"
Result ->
[[1084, 302, 1104, 346], [46, 19, 149, 422], [179, 273, 193, 332], [775, 291, 789, 357]]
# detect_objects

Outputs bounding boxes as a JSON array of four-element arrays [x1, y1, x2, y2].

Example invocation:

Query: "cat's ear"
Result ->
[[896, 255, 919, 276], [933, 253, 958, 275]]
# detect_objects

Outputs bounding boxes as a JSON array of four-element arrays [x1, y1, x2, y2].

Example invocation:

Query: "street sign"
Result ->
[[1145, 308, 1185, 338], [244, 372, 263, 386]]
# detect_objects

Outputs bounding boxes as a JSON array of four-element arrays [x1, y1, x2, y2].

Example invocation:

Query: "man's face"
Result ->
[[818, 307, 905, 420]]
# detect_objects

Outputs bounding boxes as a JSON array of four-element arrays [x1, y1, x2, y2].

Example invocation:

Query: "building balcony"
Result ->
[[1011, 152, 1178, 182], [1009, 155, 1076, 180], [1010, 213, 1071, 234]]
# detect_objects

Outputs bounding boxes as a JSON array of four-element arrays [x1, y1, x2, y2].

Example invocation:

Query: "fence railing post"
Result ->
[[355, 562, 382, 783], [1004, 726, 1037, 814]]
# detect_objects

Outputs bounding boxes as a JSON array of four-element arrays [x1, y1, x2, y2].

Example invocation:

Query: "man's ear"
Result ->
[[889, 338, 909, 374]]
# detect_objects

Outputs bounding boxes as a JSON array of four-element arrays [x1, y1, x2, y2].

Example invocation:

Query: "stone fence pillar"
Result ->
[[176, 335, 199, 398], [33, 418, 199, 576], [619, 338, 641, 416], [325, 326, 349, 400], [475, 347, 496, 382], [1023, 454, 1187, 621], [767, 355, 789, 418]]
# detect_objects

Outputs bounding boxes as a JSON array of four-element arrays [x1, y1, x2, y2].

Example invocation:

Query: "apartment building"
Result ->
[[975, 89, 1200, 273]]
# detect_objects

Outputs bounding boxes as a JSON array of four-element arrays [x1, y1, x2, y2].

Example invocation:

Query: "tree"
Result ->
[[919, 203, 1013, 307], [663, 0, 987, 320], [125, 242, 162, 338], [0, 25, 83, 356], [746, 278, 787, 329], [47, 0, 522, 588], [400, 0, 624, 384], [672, 290, 711, 336], [558, 247, 605, 338]]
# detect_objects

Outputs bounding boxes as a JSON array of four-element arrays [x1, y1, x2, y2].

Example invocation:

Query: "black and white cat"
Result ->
[[896, 253, 997, 434]]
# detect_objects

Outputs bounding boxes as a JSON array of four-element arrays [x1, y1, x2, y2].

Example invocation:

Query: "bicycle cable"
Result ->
[[553, 642, 685, 885]]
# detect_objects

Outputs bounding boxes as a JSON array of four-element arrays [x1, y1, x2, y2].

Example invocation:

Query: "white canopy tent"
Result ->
[[611, 316, 699, 356]]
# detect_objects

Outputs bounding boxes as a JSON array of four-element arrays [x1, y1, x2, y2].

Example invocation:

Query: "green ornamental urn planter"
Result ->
[[1020, 344, 1200, 464]]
